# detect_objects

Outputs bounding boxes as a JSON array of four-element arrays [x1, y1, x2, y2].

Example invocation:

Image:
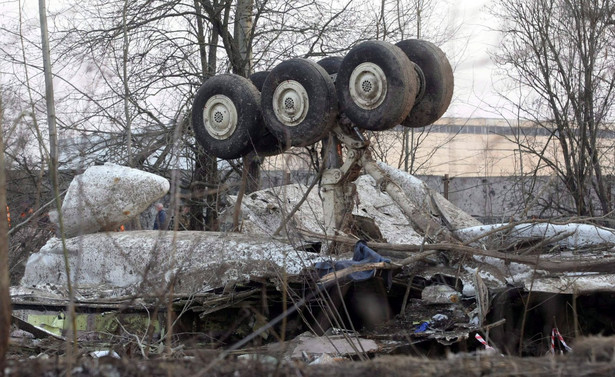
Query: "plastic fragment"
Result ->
[[414, 321, 430, 333], [474, 333, 495, 350], [550, 327, 572, 354]]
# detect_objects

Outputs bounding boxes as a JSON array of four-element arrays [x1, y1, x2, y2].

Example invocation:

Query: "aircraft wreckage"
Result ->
[[11, 38, 615, 357]]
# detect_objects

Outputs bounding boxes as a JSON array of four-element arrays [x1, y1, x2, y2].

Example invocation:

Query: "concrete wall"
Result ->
[[259, 169, 583, 224], [419, 175, 550, 223]]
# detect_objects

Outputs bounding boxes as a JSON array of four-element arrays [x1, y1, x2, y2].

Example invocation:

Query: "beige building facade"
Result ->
[[263, 117, 565, 178]]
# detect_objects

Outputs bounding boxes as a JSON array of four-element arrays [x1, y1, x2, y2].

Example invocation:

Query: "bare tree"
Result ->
[[49, 0, 373, 227], [364, 0, 458, 175], [0, 0, 459, 237], [493, 0, 615, 217], [0, 83, 10, 377], [39, 0, 80, 354]]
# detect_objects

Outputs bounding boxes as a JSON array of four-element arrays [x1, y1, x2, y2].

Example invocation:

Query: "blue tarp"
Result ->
[[314, 240, 392, 289]]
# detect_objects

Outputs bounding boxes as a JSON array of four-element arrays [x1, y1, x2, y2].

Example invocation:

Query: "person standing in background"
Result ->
[[153, 203, 166, 230]]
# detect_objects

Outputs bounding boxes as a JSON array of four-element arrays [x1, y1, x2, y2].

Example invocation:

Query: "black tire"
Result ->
[[247, 71, 286, 156], [247, 127, 286, 157], [336, 40, 418, 131], [395, 39, 454, 128], [317, 56, 344, 75], [192, 74, 262, 160], [261, 58, 338, 148], [249, 71, 270, 91]]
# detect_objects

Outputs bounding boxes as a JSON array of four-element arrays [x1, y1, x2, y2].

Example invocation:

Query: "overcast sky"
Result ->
[[1, 0, 505, 120], [441, 0, 504, 119]]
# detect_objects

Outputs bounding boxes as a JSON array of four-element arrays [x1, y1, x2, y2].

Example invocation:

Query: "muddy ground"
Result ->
[[6, 338, 615, 377]]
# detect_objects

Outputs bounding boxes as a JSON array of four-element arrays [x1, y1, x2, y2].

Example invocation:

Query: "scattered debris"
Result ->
[[89, 350, 121, 359], [420, 284, 460, 304], [11, 315, 65, 341], [308, 353, 345, 365], [11, 161, 615, 371], [267, 332, 378, 360]]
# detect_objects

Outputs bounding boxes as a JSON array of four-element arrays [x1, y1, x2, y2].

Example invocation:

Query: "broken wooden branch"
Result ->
[[189, 288, 262, 317], [317, 249, 437, 284], [298, 228, 615, 273], [273, 166, 325, 237], [518, 231, 574, 255], [318, 262, 393, 285]]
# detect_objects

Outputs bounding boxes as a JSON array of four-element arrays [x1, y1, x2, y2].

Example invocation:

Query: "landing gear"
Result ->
[[192, 74, 262, 160], [261, 58, 339, 149]]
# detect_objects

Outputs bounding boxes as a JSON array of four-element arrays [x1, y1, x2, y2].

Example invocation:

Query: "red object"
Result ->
[[550, 328, 572, 354], [475, 333, 495, 350]]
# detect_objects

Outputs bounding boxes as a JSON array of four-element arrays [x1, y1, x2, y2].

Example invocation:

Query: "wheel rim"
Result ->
[[203, 95, 238, 140], [348, 62, 388, 110], [272, 80, 309, 127]]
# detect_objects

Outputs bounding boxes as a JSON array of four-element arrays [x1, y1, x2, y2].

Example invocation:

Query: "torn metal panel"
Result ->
[[11, 315, 65, 340], [266, 333, 379, 359], [374, 162, 482, 230], [19, 231, 327, 298], [456, 222, 615, 249], [51, 163, 170, 237], [12, 309, 162, 339], [233, 177, 426, 245], [523, 274, 615, 294], [230, 166, 481, 247], [353, 175, 423, 245], [234, 184, 327, 238]]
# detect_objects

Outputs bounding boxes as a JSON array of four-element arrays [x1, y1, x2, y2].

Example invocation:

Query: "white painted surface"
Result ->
[[21, 231, 327, 297], [52, 163, 169, 237], [456, 223, 615, 249]]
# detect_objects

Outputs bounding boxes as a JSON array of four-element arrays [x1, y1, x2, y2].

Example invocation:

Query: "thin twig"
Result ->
[[273, 167, 324, 237], [8, 189, 68, 235]]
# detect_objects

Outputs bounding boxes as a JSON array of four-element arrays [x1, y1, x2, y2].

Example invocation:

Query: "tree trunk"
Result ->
[[39, 0, 78, 352], [234, 0, 261, 197], [122, 0, 132, 167], [0, 86, 11, 377], [191, 0, 220, 230], [244, 151, 262, 194], [234, 0, 253, 76], [494, 0, 615, 218]]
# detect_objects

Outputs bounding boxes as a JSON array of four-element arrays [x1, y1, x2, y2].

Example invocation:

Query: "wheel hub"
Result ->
[[348, 62, 387, 110], [203, 95, 238, 140], [272, 80, 309, 126]]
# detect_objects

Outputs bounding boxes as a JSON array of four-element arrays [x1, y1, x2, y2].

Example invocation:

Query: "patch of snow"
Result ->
[[90, 350, 120, 359]]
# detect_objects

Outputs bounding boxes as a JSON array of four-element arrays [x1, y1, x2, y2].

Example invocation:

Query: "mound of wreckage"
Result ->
[[9, 162, 615, 364]]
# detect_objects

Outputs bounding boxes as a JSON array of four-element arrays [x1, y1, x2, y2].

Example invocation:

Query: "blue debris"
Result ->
[[314, 240, 392, 288], [414, 321, 430, 333]]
